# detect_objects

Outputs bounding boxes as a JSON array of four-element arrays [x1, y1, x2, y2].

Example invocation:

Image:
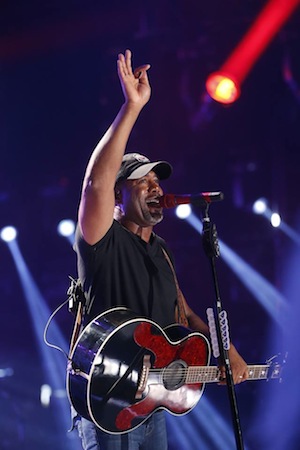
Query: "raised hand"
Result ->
[[117, 49, 151, 107]]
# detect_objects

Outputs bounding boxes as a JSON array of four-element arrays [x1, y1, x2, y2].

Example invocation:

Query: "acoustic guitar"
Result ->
[[67, 307, 283, 434]]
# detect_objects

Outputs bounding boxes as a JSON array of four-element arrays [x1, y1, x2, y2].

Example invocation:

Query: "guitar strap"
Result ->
[[160, 247, 189, 328], [69, 301, 84, 357], [67, 277, 86, 356]]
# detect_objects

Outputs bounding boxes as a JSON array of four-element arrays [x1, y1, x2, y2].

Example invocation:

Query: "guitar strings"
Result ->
[[146, 365, 270, 381]]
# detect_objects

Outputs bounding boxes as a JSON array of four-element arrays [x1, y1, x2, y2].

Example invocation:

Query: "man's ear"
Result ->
[[115, 186, 123, 205]]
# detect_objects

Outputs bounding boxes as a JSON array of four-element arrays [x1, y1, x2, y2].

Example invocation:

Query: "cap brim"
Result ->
[[127, 161, 172, 180]]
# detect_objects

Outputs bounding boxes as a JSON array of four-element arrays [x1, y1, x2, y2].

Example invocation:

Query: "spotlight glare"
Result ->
[[57, 219, 75, 237], [206, 0, 299, 106], [176, 204, 192, 219], [271, 212, 281, 228], [0, 226, 17, 242], [40, 384, 52, 407], [206, 73, 240, 104], [253, 198, 267, 214]]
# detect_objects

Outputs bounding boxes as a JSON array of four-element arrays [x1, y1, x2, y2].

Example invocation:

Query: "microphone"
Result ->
[[159, 192, 224, 208]]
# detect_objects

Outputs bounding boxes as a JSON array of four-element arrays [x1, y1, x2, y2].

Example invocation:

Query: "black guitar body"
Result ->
[[67, 307, 209, 434]]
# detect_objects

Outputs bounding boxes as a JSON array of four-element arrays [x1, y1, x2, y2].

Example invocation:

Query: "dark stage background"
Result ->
[[1, 1, 300, 449]]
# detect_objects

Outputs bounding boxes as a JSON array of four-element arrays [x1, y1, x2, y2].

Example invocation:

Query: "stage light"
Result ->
[[40, 384, 52, 407], [253, 198, 268, 215], [3, 238, 80, 449], [271, 212, 281, 228], [206, 0, 300, 103], [167, 397, 242, 449], [181, 211, 287, 325], [175, 204, 192, 219], [0, 367, 14, 378], [252, 199, 300, 244], [250, 217, 300, 449], [0, 226, 17, 242], [57, 219, 75, 237], [205, 73, 240, 104]]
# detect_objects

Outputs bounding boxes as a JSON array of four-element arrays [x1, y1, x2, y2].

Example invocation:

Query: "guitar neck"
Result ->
[[186, 364, 279, 384]]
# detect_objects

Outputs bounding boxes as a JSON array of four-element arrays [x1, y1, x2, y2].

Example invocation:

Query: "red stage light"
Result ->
[[206, 72, 240, 104], [206, 0, 300, 104]]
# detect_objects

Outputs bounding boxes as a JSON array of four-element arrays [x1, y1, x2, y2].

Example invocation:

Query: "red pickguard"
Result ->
[[115, 322, 208, 431]]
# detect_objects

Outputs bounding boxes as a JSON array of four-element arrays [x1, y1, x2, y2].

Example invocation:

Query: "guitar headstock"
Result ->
[[266, 352, 288, 382]]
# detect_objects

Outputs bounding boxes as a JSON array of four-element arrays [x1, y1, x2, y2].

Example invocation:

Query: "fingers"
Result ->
[[227, 344, 249, 385], [118, 50, 150, 80], [117, 49, 133, 78], [236, 370, 249, 384], [134, 64, 151, 79], [124, 49, 133, 76], [218, 366, 249, 385], [116, 49, 151, 105], [117, 52, 128, 79], [232, 367, 249, 385]]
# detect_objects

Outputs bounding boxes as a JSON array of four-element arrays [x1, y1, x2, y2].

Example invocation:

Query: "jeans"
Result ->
[[76, 412, 168, 450]]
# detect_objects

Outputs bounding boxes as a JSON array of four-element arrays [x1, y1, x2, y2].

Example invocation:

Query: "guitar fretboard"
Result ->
[[186, 364, 280, 384]]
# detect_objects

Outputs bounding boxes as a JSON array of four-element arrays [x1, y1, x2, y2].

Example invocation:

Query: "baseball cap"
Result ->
[[116, 153, 172, 182]]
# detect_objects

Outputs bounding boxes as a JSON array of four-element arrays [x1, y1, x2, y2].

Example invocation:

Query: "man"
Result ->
[[73, 49, 248, 450]]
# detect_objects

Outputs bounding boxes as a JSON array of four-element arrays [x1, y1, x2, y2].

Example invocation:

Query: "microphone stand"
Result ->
[[200, 202, 244, 450]]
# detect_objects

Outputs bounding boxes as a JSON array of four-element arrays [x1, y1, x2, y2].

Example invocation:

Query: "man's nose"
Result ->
[[149, 182, 162, 194]]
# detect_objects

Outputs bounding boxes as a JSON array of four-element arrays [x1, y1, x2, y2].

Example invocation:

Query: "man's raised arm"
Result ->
[[78, 49, 151, 245]]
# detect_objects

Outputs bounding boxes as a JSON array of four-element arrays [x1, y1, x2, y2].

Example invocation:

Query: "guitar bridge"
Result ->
[[135, 355, 151, 399]]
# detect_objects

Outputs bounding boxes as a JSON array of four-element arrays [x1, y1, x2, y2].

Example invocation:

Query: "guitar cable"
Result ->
[[43, 296, 71, 361], [44, 290, 154, 401], [44, 276, 87, 372]]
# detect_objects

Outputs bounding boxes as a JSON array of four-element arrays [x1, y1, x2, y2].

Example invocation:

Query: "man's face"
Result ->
[[121, 170, 164, 227]]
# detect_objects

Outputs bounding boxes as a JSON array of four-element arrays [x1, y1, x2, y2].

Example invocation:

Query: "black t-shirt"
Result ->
[[74, 220, 177, 328]]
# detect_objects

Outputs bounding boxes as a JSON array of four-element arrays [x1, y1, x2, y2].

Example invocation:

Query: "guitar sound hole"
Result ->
[[163, 360, 187, 390]]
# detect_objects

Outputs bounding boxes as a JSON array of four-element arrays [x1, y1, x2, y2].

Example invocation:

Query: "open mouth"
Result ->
[[146, 197, 161, 209]]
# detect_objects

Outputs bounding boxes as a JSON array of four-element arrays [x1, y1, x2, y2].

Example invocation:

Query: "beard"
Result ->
[[142, 204, 164, 225]]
